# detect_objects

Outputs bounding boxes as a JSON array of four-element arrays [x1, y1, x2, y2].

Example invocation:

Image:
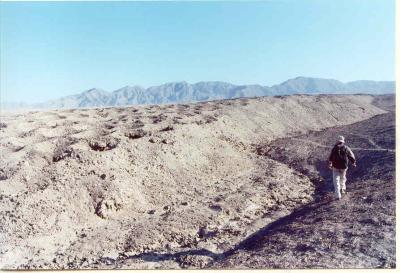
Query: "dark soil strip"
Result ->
[[211, 112, 395, 268], [88, 112, 395, 269]]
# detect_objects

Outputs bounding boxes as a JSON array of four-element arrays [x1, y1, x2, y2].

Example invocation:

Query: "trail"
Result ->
[[349, 133, 382, 149], [211, 111, 396, 269], [290, 138, 395, 153]]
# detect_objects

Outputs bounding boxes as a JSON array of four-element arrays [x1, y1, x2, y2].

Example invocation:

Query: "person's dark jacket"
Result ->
[[329, 142, 356, 169]]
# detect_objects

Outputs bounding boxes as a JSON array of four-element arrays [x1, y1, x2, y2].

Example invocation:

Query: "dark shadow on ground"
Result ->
[[96, 197, 336, 268], [101, 169, 339, 268], [92, 111, 395, 269]]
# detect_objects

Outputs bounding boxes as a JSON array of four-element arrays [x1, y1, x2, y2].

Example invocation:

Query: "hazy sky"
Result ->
[[0, 0, 395, 103]]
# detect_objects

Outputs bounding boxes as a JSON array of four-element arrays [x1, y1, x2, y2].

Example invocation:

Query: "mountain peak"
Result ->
[[16, 77, 394, 110], [83, 88, 108, 94], [114, 85, 144, 92]]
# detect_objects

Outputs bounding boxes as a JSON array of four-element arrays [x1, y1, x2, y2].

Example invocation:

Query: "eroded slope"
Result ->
[[0, 94, 388, 269], [213, 111, 395, 268]]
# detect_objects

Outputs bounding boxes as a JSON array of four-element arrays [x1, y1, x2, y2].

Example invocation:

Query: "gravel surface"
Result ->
[[213, 110, 395, 268], [0, 94, 391, 269]]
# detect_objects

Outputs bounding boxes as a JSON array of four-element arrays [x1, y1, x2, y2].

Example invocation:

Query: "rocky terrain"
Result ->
[[213, 107, 395, 268], [0, 94, 395, 269]]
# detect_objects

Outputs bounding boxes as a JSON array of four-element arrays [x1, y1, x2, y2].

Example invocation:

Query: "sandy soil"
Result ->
[[0, 94, 390, 269], [213, 111, 395, 269]]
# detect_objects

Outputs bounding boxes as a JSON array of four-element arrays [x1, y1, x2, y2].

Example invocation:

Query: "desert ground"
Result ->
[[0, 94, 395, 269]]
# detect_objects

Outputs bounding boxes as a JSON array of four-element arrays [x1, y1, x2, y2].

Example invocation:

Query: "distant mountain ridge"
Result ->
[[4, 77, 396, 109]]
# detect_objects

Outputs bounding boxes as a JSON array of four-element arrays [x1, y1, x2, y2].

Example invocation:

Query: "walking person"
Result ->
[[328, 136, 356, 200]]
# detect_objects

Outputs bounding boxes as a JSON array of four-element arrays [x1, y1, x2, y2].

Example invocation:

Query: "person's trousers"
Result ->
[[332, 167, 347, 199]]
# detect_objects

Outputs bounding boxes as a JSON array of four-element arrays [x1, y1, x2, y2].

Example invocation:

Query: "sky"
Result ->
[[0, 0, 395, 103]]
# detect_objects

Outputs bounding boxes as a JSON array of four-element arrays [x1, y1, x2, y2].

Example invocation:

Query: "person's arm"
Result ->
[[347, 147, 356, 166], [328, 147, 335, 168]]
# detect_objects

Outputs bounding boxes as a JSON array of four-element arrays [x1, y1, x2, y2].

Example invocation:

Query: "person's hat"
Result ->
[[338, 135, 345, 143]]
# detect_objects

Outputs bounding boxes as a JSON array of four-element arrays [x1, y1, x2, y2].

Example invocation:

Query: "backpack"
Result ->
[[331, 144, 348, 169]]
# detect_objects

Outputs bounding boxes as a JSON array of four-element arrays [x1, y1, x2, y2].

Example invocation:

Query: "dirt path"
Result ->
[[212, 112, 395, 269], [348, 133, 383, 149], [289, 138, 395, 153]]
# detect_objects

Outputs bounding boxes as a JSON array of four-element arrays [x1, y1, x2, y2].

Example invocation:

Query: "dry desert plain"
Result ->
[[0, 94, 395, 269]]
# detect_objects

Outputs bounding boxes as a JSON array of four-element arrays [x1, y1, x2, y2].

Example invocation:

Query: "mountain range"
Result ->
[[2, 77, 396, 109]]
